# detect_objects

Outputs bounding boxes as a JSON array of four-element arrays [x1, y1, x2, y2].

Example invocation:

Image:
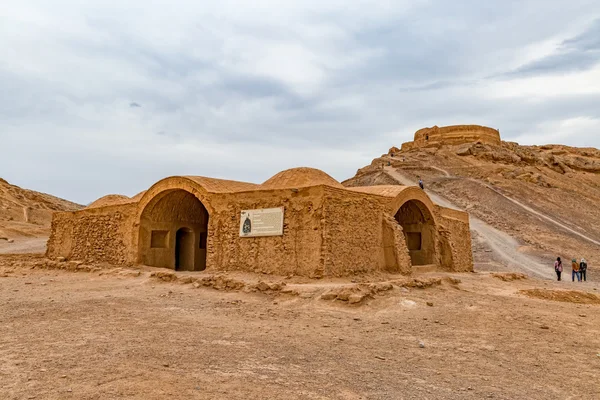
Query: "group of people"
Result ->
[[554, 257, 588, 282]]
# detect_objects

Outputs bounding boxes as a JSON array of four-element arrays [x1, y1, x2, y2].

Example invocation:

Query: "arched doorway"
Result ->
[[395, 200, 436, 266], [138, 190, 209, 271]]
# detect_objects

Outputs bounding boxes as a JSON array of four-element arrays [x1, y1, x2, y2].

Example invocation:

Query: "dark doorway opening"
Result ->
[[175, 228, 194, 271], [395, 200, 436, 266]]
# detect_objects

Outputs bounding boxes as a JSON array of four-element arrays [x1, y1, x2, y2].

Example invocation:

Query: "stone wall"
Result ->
[[47, 203, 137, 265], [435, 207, 473, 272], [320, 187, 390, 276], [402, 125, 501, 151]]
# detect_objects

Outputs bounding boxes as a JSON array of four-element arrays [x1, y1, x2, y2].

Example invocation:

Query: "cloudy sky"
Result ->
[[1, 1, 599, 204]]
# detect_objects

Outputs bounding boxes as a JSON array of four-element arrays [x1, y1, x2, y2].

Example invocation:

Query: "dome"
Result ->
[[86, 194, 130, 209], [261, 167, 344, 190]]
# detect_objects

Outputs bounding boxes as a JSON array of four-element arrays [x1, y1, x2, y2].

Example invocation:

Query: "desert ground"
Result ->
[[1, 255, 599, 400]]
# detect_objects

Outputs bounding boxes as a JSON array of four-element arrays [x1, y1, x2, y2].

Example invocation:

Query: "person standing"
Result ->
[[572, 258, 581, 282], [554, 257, 563, 281], [580, 258, 588, 282]]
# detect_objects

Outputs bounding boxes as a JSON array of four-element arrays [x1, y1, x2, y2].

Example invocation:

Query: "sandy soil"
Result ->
[[1, 257, 599, 400], [0, 237, 48, 255]]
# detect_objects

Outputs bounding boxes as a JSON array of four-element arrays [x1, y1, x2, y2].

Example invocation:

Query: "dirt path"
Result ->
[[384, 166, 554, 279], [0, 237, 48, 255], [404, 162, 600, 247]]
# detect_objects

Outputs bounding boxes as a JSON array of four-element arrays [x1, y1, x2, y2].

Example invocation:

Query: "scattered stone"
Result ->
[[56, 257, 66, 263], [418, 341, 426, 348], [375, 356, 386, 361], [61, 375, 67, 378], [163, 363, 170, 368], [579, 314, 587, 318], [255, 281, 270, 292], [540, 325, 550, 330], [427, 302, 434, 307], [353, 318, 361, 321], [401, 299, 417, 308], [320, 292, 337, 301], [348, 293, 367, 304]]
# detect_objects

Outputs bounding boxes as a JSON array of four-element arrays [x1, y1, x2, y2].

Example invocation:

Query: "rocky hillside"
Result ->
[[0, 178, 82, 240], [344, 140, 600, 269]]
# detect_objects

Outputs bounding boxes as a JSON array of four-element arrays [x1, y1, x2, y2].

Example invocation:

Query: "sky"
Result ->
[[1, 0, 600, 204]]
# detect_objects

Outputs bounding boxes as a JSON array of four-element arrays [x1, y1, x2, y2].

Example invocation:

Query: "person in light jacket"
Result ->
[[554, 257, 563, 281]]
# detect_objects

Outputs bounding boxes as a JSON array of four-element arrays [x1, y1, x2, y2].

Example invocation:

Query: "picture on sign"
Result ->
[[239, 207, 284, 237]]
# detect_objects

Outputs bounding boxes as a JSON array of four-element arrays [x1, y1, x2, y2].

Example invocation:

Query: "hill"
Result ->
[[0, 178, 82, 252], [344, 128, 600, 275]]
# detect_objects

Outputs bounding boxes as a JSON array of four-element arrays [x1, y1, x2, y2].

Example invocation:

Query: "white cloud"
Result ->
[[1, 0, 600, 203]]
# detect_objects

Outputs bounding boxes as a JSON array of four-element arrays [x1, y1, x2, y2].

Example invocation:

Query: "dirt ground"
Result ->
[[1, 256, 599, 400]]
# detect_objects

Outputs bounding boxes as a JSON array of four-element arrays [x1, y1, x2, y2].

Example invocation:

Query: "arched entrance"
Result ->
[[138, 189, 209, 271], [395, 200, 436, 266]]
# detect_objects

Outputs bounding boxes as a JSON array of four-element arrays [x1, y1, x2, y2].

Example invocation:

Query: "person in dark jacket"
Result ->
[[580, 258, 588, 282]]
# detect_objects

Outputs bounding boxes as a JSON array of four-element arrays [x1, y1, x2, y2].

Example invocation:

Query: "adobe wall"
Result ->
[[435, 207, 473, 272], [401, 125, 501, 151], [206, 187, 325, 277], [319, 187, 409, 276], [46, 203, 138, 265]]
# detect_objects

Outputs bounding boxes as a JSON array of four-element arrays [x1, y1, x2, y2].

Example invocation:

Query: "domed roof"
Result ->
[[87, 194, 130, 209], [261, 167, 344, 190]]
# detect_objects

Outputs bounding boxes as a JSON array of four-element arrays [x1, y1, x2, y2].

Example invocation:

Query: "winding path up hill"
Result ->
[[344, 137, 600, 277]]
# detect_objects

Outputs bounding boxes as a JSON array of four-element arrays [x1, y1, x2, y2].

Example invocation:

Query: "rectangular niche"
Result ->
[[406, 232, 422, 251], [150, 230, 169, 248]]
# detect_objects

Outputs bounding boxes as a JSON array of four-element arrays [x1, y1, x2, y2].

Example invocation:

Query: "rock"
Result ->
[[427, 302, 434, 307], [255, 281, 270, 292], [401, 299, 417, 308], [150, 271, 177, 282], [335, 290, 353, 302], [540, 325, 550, 330], [418, 341, 425, 348], [320, 291, 337, 301], [56, 257, 66, 263], [7, 239, 14, 243], [268, 282, 285, 291], [348, 293, 367, 304], [375, 356, 386, 361]]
